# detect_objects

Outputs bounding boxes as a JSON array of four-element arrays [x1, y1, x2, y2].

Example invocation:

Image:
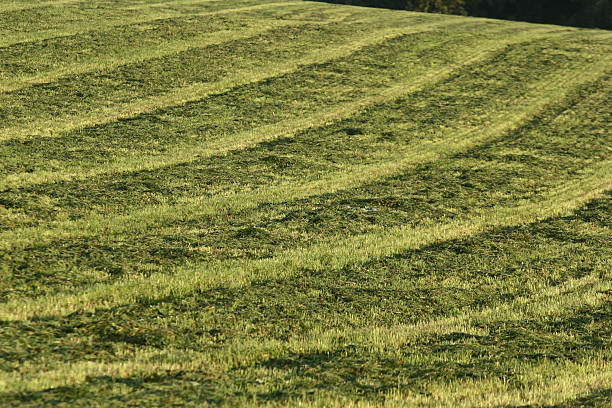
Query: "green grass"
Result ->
[[0, 0, 610, 406]]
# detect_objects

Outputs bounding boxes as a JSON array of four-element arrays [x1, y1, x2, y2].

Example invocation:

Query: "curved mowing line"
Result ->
[[1, 270, 608, 394], [0, 0, 257, 14], [395, 366, 612, 408], [1, 52, 608, 250], [3, 354, 611, 405], [0, 58, 608, 279], [0, 157, 608, 322], [122, 0, 243, 10], [0, 19, 478, 143], [0, 0, 81, 13], [1, 25, 556, 190], [0, 84, 407, 190], [3, 198, 609, 379], [0, 10, 344, 94], [0, 1, 308, 49], [328, 273, 612, 353], [0, 26, 578, 143], [291, 273, 612, 361]]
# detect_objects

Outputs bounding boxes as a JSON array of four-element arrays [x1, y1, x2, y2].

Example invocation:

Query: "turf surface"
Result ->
[[0, 0, 610, 406]]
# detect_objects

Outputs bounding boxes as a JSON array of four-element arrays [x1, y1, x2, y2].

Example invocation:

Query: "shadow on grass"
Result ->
[[509, 388, 612, 407]]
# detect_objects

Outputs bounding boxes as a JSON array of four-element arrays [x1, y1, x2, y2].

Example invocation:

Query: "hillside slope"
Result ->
[[0, 0, 611, 406]]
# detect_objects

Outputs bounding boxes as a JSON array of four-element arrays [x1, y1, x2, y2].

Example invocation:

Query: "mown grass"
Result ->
[[0, 0, 610, 406]]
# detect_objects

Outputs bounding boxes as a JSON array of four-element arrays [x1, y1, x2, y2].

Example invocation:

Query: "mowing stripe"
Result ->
[[3, 27, 578, 143], [1, 53, 607, 251], [0, 25, 565, 190], [288, 360, 612, 407], [2, 272, 608, 395], [391, 365, 612, 408], [323, 271, 612, 353], [5, 235, 603, 375], [0, 86, 403, 189], [2, 2, 610, 404], [0, 25, 574, 140], [0, 10, 344, 94], [3, 350, 610, 406], [3, 356, 608, 406], [123, 0, 252, 9], [0, 0, 211, 13], [0, 155, 608, 322], [0, 19, 484, 143], [2, 234, 607, 396], [0, 21, 525, 160], [0, 1, 308, 49], [0, 0, 81, 13]]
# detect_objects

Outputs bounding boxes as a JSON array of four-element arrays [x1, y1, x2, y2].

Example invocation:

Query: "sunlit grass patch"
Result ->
[[0, 0, 610, 406]]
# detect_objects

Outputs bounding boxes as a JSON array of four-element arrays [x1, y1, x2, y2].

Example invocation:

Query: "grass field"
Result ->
[[0, 0, 611, 406]]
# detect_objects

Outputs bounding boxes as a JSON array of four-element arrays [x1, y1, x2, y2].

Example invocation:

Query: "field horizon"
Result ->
[[0, 0, 611, 406]]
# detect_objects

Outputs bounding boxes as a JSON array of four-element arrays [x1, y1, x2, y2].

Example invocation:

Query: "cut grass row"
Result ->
[[1, 1, 610, 405], [2, 28, 602, 196], [1, 85, 610, 311], [2, 1, 351, 86], [0, 0, 265, 30], [0, 0, 82, 13], [0, 20, 530, 179], [0, 191, 609, 404], [2, 26, 595, 189], [0, 18, 490, 139], [0, 2, 350, 92], [0, 37, 609, 303], [1, 41, 608, 239], [0, 1, 302, 49], [1, 154, 609, 321]]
